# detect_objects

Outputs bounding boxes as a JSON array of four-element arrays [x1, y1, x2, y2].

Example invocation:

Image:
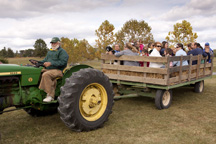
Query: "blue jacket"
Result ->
[[203, 48, 214, 63], [187, 48, 203, 65]]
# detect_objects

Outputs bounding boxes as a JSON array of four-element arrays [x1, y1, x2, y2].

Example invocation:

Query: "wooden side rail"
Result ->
[[101, 54, 214, 86]]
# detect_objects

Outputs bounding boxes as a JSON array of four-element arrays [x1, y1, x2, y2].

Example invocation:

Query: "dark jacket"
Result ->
[[41, 47, 69, 71], [187, 48, 204, 65], [203, 48, 214, 63], [160, 48, 165, 56]]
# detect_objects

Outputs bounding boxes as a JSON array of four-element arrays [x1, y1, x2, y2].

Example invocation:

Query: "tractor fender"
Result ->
[[61, 64, 93, 86]]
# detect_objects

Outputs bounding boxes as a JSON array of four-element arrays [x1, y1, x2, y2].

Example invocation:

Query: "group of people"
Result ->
[[107, 41, 214, 68]]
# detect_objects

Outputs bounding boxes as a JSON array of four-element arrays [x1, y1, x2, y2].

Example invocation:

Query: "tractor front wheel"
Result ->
[[58, 68, 114, 132]]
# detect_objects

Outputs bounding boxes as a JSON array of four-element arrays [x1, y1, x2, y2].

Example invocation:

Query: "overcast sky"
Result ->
[[0, 0, 215, 51]]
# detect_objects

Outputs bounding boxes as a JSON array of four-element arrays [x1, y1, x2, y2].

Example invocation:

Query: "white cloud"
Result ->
[[161, 0, 216, 21], [0, 0, 121, 18], [0, 0, 216, 52]]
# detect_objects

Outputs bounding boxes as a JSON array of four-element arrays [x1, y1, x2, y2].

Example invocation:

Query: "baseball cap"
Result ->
[[50, 37, 60, 43], [205, 42, 210, 46]]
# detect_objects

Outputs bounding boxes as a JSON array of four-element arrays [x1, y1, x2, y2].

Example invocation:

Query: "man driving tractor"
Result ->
[[33, 37, 69, 102]]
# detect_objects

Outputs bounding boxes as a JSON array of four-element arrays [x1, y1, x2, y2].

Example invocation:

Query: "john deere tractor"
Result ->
[[0, 60, 114, 131]]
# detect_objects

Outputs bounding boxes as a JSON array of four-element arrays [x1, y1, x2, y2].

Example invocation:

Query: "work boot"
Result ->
[[43, 96, 54, 102]]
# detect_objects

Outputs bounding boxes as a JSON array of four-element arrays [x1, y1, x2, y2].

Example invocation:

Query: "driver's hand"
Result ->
[[44, 62, 51, 67]]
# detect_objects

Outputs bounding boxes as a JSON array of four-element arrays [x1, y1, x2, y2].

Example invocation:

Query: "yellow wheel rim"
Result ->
[[79, 83, 108, 121]]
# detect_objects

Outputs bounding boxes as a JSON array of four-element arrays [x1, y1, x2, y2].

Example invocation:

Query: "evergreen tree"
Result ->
[[0, 47, 8, 58], [7, 48, 14, 58], [33, 39, 48, 57]]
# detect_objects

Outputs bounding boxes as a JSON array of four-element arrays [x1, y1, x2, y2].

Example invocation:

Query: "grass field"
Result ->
[[8, 57, 45, 65], [0, 57, 216, 144]]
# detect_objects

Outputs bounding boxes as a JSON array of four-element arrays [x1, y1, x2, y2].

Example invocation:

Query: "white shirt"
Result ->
[[149, 48, 163, 68]]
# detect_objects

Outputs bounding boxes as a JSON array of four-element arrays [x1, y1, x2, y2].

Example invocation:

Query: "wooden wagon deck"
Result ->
[[101, 54, 214, 88]]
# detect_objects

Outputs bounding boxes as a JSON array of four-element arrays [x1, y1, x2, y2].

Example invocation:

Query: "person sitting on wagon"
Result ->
[[161, 48, 173, 68], [114, 42, 139, 66], [187, 43, 193, 52], [160, 41, 168, 56], [148, 42, 154, 54], [139, 49, 149, 67], [173, 43, 188, 67], [133, 41, 140, 51], [149, 42, 163, 68], [38, 37, 69, 102], [203, 42, 214, 63], [187, 42, 203, 65]]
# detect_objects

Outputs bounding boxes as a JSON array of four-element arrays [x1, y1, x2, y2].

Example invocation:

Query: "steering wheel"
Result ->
[[29, 59, 44, 68]]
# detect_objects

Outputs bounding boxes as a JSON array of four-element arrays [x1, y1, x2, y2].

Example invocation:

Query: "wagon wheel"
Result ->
[[194, 80, 204, 93], [155, 89, 172, 110], [58, 68, 114, 131]]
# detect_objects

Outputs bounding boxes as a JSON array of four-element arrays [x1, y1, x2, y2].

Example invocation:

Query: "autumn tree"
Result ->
[[61, 37, 78, 64], [165, 20, 198, 48], [33, 39, 48, 58], [95, 20, 115, 59], [61, 37, 95, 64], [79, 39, 96, 60], [115, 19, 154, 47]]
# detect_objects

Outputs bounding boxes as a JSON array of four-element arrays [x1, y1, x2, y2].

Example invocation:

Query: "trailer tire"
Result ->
[[58, 68, 114, 132], [194, 80, 204, 93], [155, 90, 172, 110]]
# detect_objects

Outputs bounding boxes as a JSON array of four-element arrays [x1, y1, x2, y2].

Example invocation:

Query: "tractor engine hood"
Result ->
[[0, 64, 43, 86]]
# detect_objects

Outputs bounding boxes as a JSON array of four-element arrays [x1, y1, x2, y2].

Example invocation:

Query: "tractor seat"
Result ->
[[56, 67, 68, 80]]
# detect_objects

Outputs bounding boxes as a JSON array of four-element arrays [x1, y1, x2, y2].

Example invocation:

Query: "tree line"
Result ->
[[1, 19, 215, 64]]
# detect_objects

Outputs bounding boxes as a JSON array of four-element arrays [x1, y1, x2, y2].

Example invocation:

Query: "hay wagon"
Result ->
[[101, 54, 214, 109]]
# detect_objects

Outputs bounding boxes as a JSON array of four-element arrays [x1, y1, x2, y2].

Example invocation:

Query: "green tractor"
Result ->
[[0, 60, 114, 131]]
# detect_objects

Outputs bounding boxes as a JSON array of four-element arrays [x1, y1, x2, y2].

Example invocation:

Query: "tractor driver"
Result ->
[[37, 37, 69, 102]]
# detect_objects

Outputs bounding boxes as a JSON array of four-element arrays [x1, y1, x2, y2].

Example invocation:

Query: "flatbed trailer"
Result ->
[[101, 54, 214, 109]]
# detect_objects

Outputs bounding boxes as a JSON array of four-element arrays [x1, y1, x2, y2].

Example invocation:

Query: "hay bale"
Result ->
[[146, 73, 164, 79], [170, 70, 188, 78], [102, 69, 117, 74]]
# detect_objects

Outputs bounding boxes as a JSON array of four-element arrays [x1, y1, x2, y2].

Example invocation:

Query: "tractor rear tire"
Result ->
[[194, 80, 204, 93], [58, 68, 114, 132], [155, 89, 172, 110]]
